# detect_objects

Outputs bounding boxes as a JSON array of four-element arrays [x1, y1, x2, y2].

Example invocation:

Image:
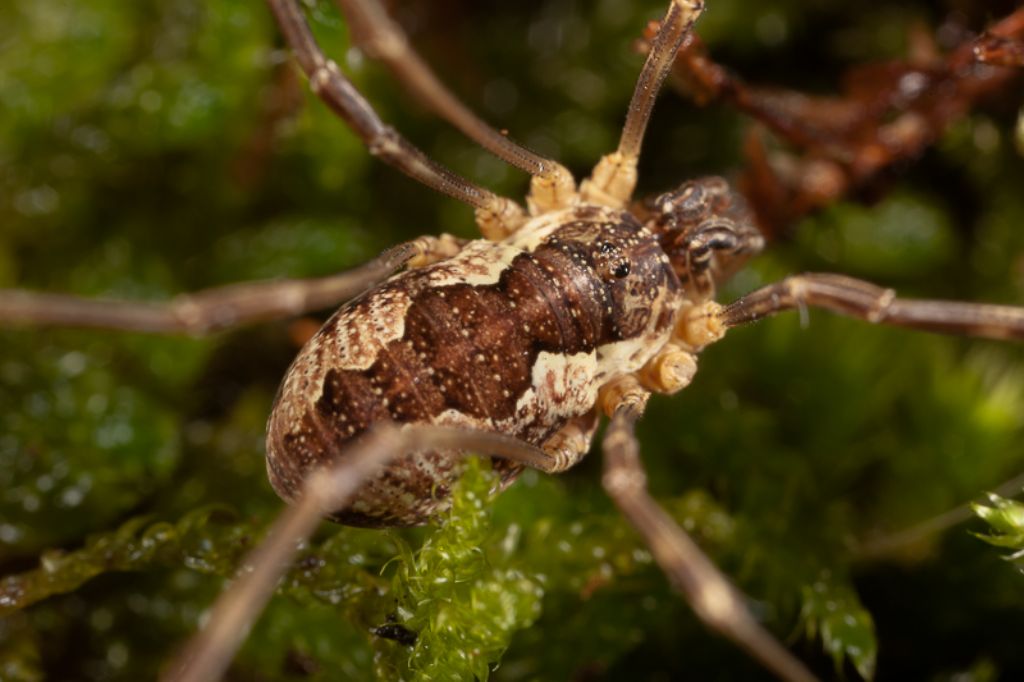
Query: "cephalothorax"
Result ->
[[3, 1, 1024, 681]]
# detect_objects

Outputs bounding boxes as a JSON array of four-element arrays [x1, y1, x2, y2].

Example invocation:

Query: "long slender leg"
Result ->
[[161, 423, 558, 682], [335, 0, 576, 214], [266, 0, 524, 239], [720, 273, 1024, 341], [0, 236, 454, 334], [581, 0, 705, 207], [601, 385, 818, 682]]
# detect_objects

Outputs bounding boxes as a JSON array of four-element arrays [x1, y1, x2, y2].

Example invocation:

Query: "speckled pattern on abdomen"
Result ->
[[265, 208, 680, 527]]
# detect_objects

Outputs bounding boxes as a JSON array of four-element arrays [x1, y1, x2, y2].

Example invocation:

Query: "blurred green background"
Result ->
[[2, 0, 1024, 679]]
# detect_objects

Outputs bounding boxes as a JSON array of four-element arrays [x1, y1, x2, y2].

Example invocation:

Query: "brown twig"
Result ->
[[648, 8, 1024, 236]]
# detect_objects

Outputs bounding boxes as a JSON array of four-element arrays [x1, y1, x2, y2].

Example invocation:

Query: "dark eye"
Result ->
[[613, 262, 631, 278], [599, 241, 615, 254]]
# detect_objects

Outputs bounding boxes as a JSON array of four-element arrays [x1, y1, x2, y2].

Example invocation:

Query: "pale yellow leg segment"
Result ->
[[674, 301, 726, 350], [580, 0, 706, 208], [475, 199, 527, 241], [540, 409, 601, 472], [637, 343, 699, 395], [528, 166, 579, 215], [599, 374, 650, 419], [579, 152, 639, 209], [405, 233, 466, 268]]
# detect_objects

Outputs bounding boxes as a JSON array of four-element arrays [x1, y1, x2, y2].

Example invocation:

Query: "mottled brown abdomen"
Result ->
[[265, 208, 679, 526]]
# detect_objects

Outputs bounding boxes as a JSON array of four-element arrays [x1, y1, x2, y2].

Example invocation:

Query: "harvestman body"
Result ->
[[4, 1, 1024, 680], [266, 203, 717, 527]]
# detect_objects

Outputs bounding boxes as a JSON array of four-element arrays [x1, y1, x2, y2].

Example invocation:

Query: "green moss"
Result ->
[[0, 615, 43, 682], [386, 459, 543, 680], [800, 572, 877, 679], [0, 333, 183, 552], [795, 193, 956, 281], [3, 0, 1024, 679], [974, 493, 1024, 563]]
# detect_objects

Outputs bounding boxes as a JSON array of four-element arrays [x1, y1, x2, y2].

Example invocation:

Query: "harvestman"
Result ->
[[3, 1, 1024, 680]]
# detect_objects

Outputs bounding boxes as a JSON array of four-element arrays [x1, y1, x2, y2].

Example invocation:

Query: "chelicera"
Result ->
[[3, 1, 1024, 681]]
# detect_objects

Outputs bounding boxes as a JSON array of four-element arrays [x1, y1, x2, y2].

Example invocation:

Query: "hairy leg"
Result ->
[[266, 0, 524, 239], [335, 0, 576, 215], [0, 235, 457, 334], [720, 273, 1024, 341], [581, 0, 706, 207], [161, 423, 559, 682], [599, 377, 818, 682]]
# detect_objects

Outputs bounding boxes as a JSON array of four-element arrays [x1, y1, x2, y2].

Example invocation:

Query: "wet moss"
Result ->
[[2, 0, 1024, 680]]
